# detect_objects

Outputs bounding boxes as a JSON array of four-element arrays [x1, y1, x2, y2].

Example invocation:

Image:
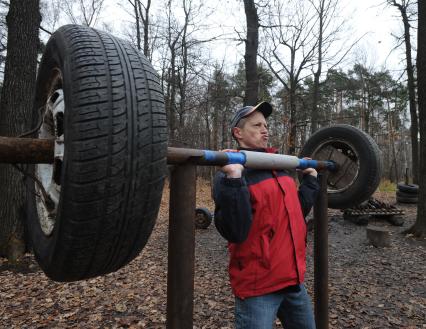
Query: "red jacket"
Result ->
[[213, 148, 319, 298]]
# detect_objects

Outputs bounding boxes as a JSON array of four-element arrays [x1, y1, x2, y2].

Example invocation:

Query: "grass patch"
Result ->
[[378, 179, 397, 192]]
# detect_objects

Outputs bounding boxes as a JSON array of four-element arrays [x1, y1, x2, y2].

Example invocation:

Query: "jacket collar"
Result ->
[[238, 147, 278, 154]]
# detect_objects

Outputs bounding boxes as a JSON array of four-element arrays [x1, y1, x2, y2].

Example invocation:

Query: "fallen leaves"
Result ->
[[0, 182, 425, 328]]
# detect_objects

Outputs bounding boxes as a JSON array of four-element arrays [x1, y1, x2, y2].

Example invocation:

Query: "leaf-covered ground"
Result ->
[[0, 180, 425, 328]]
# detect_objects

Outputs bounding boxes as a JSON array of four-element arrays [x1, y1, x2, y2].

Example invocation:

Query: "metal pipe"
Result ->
[[167, 146, 337, 171], [314, 171, 329, 329], [167, 164, 196, 329]]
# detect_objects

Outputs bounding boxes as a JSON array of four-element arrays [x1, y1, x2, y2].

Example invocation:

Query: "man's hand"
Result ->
[[220, 149, 244, 178], [221, 164, 244, 178], [302, 167, 318, 178], [299, 157, 318, 178]]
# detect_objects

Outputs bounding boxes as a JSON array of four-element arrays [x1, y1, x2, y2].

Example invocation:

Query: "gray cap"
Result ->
[[230, 101, 273, 133]]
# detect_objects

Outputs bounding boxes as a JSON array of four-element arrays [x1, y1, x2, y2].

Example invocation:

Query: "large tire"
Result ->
[[27, 25, 167, 282], [300, 125, 382, 209]]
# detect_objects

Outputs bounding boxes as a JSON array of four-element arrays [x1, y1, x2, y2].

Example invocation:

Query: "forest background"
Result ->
[[0, 0, 424, 260], [0, 0, 419, 182]]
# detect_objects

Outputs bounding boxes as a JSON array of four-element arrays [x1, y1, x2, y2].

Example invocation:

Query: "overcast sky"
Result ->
[[205, 0, 410, 75], [53, 0, 414, 78], [341, 0, 414, 73]]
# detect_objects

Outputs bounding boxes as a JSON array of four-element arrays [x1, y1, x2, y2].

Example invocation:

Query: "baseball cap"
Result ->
[[230, 101, 273, 132]]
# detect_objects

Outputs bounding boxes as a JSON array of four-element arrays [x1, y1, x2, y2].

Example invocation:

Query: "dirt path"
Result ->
[[0, 181, 425, 328]]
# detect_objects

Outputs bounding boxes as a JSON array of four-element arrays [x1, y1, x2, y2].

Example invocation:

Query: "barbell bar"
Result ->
[[0, 137, 337, 171], [167, 147, 338, 171]]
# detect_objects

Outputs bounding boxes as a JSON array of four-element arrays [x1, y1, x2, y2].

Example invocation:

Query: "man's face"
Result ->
[[233, 111, 269, 149]]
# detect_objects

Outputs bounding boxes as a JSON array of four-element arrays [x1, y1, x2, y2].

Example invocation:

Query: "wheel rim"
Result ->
[[35, 69, 64, 236], [310, 139, 360, 194]]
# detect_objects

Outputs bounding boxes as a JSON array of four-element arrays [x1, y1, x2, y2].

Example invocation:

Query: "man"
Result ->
[[213, 101, 319, 329]]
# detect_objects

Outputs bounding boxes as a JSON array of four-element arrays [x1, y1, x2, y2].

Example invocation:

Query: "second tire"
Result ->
[[300, 125, 382, 209]]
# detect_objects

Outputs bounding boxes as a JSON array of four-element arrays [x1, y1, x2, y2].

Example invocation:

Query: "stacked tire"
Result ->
[[396, 183, 419, 204]]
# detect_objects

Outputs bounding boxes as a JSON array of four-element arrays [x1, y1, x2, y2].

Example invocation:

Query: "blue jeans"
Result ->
[[235, 284, 316, 329]]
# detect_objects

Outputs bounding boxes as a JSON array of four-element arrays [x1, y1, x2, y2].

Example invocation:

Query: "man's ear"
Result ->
[[232, 127, 242, 139]]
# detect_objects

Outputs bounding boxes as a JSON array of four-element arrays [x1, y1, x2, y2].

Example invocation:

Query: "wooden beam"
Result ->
[[0, 137, 54, 163]]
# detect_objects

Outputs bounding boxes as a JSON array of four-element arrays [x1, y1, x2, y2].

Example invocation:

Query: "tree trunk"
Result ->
[[407, 0, 426, 237], [393, 1, 419, 183], [137, 0, 151, 58], [0, 0, 40, 261], [178, 3, 190, 130], [212, 106, 219, 152], [311, 74, 321, 134], [311, 0, 325, 134], [390, 116, 399, 182], [168, 50, 177, 141], [243, 0, 259, 106], [134, 0, 141, 50], [403, 18, 419, 184], [288, 88, 297, 155]]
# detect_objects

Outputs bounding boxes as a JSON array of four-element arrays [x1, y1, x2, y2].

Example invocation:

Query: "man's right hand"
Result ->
[[221, 164, 244, 178], [220, 149, 244, 178]]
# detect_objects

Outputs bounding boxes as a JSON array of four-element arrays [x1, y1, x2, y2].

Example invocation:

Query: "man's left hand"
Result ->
[[300, 157, 318, 177]]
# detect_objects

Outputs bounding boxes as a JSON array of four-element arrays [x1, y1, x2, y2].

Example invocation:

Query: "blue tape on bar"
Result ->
[[202, 150, 246, 165], [297, 159, 318, 169], [203, 150, 216, 161], [225, 152, 246, 165], [326, 161, 337, 171]]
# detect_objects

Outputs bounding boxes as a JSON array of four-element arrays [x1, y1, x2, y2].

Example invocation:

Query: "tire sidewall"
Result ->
[[27, 26, 78, 279], [396, 190, 418, 198]]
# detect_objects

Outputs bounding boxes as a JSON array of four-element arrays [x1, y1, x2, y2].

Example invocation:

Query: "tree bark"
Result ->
[[136, 0, 151, 58], [392, 1, 419, 183], [133, 0, 142, 50], [0, 0, 41, 260], [142, 0, 151, 58], [310, 0, 325, 134], [243, 0, 259, 106], [407, 0, 426, 237], [166, 2, 178, 142], [288, 88, 297, 155], [402, 9, 419, 184]]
